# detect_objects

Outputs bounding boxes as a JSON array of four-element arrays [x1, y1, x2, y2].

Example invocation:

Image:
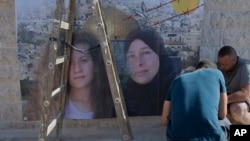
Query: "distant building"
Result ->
[[164, 40, 189, 52]]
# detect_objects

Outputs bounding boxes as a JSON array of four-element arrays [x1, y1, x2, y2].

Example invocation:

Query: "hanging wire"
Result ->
[[64, 41, 100, 54]]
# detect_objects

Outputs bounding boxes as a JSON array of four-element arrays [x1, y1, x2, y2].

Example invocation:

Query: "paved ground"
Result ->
[[0, 116, 167, 141]]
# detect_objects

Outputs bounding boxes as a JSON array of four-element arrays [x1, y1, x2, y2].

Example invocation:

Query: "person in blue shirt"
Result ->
[[161, 60, 228, 141]]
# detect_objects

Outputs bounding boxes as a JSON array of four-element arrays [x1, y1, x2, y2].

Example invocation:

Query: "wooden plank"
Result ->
[[51, 85, 65, 97], [60, 21, 69, 30], [46, 112, 62, 136], [55, 0, 76, 141], [38, 0, 64, 140], [38, 0, 76, 140], [55, 56, 66, 65], [93, 1, 133, 141]]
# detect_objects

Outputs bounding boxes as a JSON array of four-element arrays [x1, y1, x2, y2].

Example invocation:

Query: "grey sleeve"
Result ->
[[239, 64, 250, 85]]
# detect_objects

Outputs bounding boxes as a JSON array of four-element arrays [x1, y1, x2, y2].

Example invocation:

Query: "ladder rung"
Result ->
[[46, 112, 63, 136], [51, 85, 65, 97], [56, 56, 66, 65], [60, 21, 69, 30], [53, 19, 69, 30]]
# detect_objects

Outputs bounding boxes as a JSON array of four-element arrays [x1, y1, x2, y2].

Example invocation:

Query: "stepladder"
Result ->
[[38, 0, 75, 140], [92, 0, 133, 140], [38, 0, 133, 141]]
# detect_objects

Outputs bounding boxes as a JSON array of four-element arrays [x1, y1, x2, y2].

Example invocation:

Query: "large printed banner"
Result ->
[[16, 0, 205, 121]]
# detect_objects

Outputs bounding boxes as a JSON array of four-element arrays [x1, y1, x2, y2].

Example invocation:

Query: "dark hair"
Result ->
[[72, 31, 101, 64], [122, 28, 180, 116], [123, 27, 172, 80], [123, 28, 178, 81], [71, 31, 114, 118], [195, 59, 217, 69], [218, 46, 237, 58], [124, 28, 168, 56]]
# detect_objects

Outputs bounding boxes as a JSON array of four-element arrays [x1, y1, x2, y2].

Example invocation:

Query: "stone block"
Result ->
[[0, 66, 20, 82], [0, 9, 16, 49], [0, 48, 19, 66], [205, 0, 250, 11], [0, 103, 22, 121], [0, 82, 21, 104], [0, 30, 16, 48], [0, 0, 14, 11], [0, 11, 15, 28]]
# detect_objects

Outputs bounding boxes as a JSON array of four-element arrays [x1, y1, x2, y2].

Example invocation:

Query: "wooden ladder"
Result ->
[[38, 0, 75, 140], [93, 0, 133, 140], [38, 0, 133, 141]]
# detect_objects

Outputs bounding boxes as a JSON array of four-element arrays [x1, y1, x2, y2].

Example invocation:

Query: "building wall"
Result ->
[[200, 0, 250, 61], [0, 0, 22, 121]]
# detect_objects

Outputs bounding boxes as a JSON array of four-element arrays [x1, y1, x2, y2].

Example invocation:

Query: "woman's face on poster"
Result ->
[[69, 43, 95, 89], [126, 39, 159, 85]]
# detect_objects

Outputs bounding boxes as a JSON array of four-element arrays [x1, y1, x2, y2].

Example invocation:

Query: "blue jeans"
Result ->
[[167, 118, 231, 141]]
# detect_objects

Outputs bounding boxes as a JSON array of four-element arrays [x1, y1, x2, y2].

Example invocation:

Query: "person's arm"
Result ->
[[161, 100, 171, 125], [219, 92, 228, 119], [228, 84, 250, 104]]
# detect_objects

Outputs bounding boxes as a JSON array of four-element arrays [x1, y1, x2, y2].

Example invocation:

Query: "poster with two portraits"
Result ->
[[16, 0, 205, 121]]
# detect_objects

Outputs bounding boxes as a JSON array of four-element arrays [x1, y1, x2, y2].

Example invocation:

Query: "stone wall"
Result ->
[[0, 0, 22, 121], [200, 0, 250, 61]]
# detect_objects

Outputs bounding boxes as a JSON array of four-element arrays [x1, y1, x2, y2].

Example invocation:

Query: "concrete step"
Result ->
[[0, 116, 166, 141]]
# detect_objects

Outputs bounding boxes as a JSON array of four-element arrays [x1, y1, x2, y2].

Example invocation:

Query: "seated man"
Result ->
[[161, 60, 228, 141], [217, 46, 250, 124]]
